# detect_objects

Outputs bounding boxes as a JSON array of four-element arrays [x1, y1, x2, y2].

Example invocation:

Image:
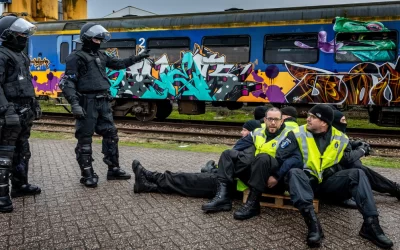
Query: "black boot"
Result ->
[[11, 184, 41, 198], [359, 216, 393, 249], [201, 160, 216, 173], [10, 157, 41, 198], [76, 144, 98, 188], [102, 138, 131, 180], [0, 167, 12, 212], [132, 160, 158, 183], [0, 146, 14, 212], [80, 166, 99, 188], [132, 160, 158, 193], [341, 197, 358, 209], [393, 183, 400, 201], [201, 181, 232, 212], [233, 188, 261, 220], [300, 207, 324, 248]]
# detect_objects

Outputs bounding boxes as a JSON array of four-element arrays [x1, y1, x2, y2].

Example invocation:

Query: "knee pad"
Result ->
[[76, 143, 92, 154]]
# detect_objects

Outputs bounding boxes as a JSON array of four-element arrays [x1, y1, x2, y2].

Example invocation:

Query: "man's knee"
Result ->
[[347, 168, 366, 181], [221, 149, 238, 159], [288, 168, 304, 177]]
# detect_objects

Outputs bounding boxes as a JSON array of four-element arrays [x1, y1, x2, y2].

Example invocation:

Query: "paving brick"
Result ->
[[0, 138, 398, 249]]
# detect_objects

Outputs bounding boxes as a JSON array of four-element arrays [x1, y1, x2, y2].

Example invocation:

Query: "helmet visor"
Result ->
[[9, 18, 37, 37], [84, 25, 111, 42]]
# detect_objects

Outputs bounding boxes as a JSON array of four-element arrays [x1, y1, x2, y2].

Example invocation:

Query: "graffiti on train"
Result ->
[[110, 44, 255, 101], [284, 59, 400, 106]]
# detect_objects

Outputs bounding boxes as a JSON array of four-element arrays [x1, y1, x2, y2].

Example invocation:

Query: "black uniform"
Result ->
[[133, 137, 258, 198], [0, 16, 41, 213], [133, 120, 263, 199], [60, 22, 149, 187]]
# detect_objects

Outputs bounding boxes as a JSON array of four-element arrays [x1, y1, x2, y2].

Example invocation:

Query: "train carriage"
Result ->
[[29, 1, 400, 125]]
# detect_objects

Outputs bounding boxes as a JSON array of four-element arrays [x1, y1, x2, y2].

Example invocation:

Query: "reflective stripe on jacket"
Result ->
[[293, 125, 349, 183]]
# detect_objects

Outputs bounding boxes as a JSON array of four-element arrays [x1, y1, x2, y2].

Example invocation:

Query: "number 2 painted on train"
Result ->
[[139, 38, 145, 46]]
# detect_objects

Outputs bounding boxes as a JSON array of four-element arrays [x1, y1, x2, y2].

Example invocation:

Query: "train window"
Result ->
[[335, 31, 397, 62], [264, 34, 319, 64], [202, 36, 250, 63], [147, 38, 190, 63], [100, 39, 136, 58], [60, 42, 69, 64]]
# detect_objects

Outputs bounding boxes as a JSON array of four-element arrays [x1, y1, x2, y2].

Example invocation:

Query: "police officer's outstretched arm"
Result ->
[[0, 57, 20, 126], [59, 55, 85, 119], [104, 49, 150, 69], [339, 143, 368, 168]]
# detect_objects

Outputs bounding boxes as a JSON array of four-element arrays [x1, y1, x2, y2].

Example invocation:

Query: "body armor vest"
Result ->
[[73, 50, 111, 93], [0, 46, 35, 99]]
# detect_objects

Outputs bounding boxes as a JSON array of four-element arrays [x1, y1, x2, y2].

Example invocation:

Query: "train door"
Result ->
[[57, 35, 73, 67]]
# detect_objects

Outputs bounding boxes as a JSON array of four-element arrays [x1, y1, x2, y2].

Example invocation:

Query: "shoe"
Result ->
[[107, 167, 131, 180], [11, 184, 41, 198], [300, 207, 324, 248], [132, 160, 158, 193], [359, 216, 393, 249], [132, 160, 158, 183], [393, 183, 400, 201], [201, 181, 232, 212], [341, 197, 358, 209], [233, 188, 261, 220], [201, 160, 216, 173], [0, 198, 13, 213], [80, 167, 98, 188]]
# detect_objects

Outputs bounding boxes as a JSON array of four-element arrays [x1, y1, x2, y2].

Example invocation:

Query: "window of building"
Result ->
[[147, 38, 190, 63], [335, 31, 397, 62], [60, 42, 69, 64], [100, 39, 136, 58], [202, 35, 250, 63], [264, 33, 319, 64]]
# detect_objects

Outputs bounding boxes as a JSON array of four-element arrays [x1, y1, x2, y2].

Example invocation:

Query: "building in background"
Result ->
[[103, 6, 156, 18]]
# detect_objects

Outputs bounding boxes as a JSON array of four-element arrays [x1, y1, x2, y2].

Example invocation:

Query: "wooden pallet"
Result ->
[[242, 189, 319, 213]]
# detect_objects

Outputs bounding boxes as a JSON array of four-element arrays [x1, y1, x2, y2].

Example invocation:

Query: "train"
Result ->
[[28, 1, 400, 125]]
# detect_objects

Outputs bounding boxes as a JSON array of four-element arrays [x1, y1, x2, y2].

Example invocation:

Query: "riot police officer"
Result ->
[[0, 15, 42, 213], [59, 23, 149, 188]]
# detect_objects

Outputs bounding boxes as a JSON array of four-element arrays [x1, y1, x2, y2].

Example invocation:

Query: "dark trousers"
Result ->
[[216, 149, 253, 185], [1, 102, 35, 187], [75, 97, 120, 168], [154, 172, 217, 198], [247, 153, 284, 194], [151, 148, 254, 198], [352, 160, 397, 195], [287, 168, 378, 218]]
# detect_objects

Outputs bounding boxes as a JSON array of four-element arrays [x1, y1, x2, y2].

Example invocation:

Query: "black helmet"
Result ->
[[0, 15, 36, 41], [75, 22, 111, 43]]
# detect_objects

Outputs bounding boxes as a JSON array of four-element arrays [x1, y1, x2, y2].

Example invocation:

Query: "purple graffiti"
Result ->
[[265, 65, 279, 79], [294, 31, 344, 53], [32, 72, 61, 94]]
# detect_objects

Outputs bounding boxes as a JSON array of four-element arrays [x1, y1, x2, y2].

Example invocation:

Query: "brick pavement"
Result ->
[[0, 138, 399, 249]]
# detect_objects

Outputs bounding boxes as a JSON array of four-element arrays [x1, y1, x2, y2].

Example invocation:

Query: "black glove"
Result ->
[[71, 103, 86, 119], [349, 140, 363, 149], [357, 142, 371, 157], [133, 49, 150, 61], [4, 104, 20, 127]]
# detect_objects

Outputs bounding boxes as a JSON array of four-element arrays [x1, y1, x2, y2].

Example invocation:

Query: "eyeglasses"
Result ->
[[265, 117, 281, 123]]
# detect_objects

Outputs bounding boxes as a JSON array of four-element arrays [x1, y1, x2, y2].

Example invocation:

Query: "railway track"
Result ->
[[40, 112, 400, 139], [35, 113, 400, 156]]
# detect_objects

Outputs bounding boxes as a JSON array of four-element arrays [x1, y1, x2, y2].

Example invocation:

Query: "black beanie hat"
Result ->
[[332, 110, 347, 133], [254, 106, 269, 120], [281, 106, 298, 119], [243, 120, 262, 132], [308, 104, 334, 125]]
